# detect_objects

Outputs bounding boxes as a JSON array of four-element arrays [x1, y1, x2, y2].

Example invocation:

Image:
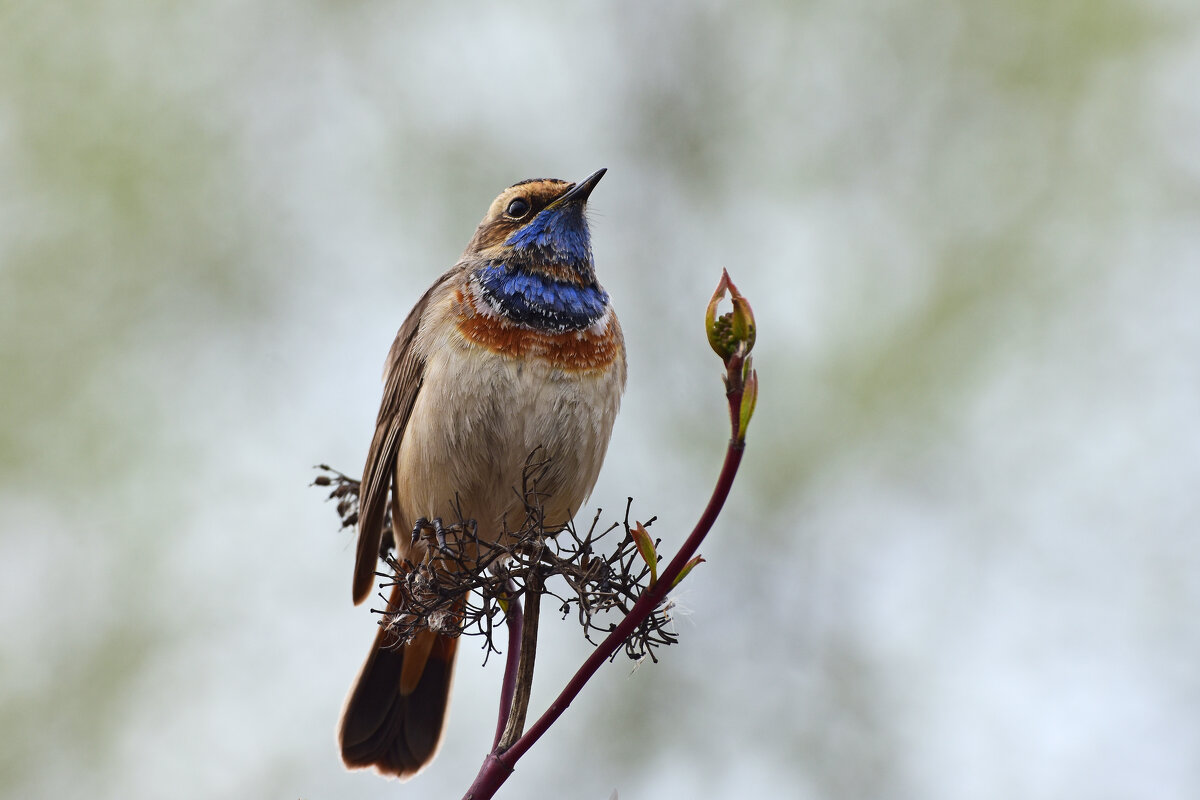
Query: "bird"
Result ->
[[339, 169, 626, 779]]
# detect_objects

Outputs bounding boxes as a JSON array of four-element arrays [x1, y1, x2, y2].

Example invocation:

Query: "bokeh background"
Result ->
[[3, 2, 1199, 798]]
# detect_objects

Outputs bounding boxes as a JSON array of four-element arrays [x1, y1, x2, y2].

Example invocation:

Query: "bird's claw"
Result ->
[[431, 518, 452, 553], [410, 517, 460, 554]]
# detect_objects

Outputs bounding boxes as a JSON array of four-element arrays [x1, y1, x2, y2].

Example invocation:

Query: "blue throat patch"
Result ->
[[475, 263, 608, 331], [504, 204, 593, 269]]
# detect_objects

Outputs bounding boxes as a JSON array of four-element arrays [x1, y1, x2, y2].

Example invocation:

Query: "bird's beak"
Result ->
[[553, 168, 607, 207]]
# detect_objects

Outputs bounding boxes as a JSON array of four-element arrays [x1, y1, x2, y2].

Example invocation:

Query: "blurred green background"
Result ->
[[3, 2, 1198, 798]]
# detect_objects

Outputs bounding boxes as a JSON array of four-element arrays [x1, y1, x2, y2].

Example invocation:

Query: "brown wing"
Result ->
[[352, 272, 453, 605]]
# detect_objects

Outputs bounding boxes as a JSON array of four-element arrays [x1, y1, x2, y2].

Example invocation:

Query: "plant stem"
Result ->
[[491, 583, 523, 751], [498, 567, 542, 750], [462, 412, 746, 799], [504, 436, 743, 765]]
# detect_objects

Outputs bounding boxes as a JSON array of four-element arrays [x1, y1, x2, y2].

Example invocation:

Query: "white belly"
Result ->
[[392, 335, 623, 553]]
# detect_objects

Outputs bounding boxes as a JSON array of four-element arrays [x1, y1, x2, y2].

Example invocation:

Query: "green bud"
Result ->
[[631, 522, 658, 588], [705, 270, 756, 362]]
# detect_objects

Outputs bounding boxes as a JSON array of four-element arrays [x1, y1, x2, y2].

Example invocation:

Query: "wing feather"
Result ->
[[352, 272, 454, 604]]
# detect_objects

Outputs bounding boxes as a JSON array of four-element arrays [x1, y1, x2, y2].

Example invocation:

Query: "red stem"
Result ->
[[491, 585, 523, 750], [508, 439, 742, 764], [463, 380, 747, 799]]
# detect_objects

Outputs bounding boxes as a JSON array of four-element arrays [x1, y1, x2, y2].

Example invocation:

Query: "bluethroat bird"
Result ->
[[339, 169, 626, 779]]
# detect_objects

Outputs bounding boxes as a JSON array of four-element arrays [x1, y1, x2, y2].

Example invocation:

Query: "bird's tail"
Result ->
[[339, 582, 459, 779]]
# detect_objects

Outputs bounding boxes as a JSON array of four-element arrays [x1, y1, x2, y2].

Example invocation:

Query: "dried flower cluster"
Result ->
[[314, 454, 679, 664]]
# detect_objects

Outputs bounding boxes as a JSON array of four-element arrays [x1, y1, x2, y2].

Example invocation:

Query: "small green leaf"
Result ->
[[631, 522, 658, 588], [671, 555, 706, 588], [729, 292, 755, 354], [738, 362, 758, 441], [705, 269, 733, 358]]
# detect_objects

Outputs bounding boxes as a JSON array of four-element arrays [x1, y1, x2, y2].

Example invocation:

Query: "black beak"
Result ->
[[556, 168, 606, 206]]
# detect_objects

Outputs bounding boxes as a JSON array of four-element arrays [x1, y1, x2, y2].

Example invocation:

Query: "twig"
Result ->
[[498, 563, 542, 750], [491, 582, 523, 751], [465, 437, 745, 799]]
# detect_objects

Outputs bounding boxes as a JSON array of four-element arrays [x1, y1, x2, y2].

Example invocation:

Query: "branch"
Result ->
[[491, 582, 522, 750], [497, 565, 541, 749]]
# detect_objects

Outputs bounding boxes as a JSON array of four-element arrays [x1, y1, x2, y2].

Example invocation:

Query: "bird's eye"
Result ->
[[506, 197, 531, 218]]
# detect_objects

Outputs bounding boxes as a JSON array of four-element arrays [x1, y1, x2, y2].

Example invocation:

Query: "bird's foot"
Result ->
[[410, 517, 429, 546], [410, 517, 463, 554], [430, 518, 453, 553]]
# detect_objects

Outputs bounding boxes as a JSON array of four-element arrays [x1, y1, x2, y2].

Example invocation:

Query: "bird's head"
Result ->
[[466, 169, 606, 285], [462, 169, 610, 332]]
